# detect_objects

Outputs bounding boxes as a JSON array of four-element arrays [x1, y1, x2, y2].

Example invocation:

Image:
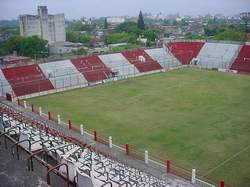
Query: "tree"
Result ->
[[142, 30, 157, 41], [4, 35, 23, 54], [0, 35, 48, 58], [0, 42, 7, 55], [79, 34, 92, 43], [172, 20, 178, 26], [179, 19, 188, 27], [72, 48, 87, 55], [137, 11, 145, 30], [104, 17, 108, 29], [204, 24, 218, 36], [66, 31, 93, 44], [106, 33, 137, 44], [111, 44, 139, 52], [214, 27, 244, 41], [66, 31, 78, 42], [163, 19, 171, 26], [116, 22, 143, 36], [20, 36, 48, 58], [185, 32, 207, 40]]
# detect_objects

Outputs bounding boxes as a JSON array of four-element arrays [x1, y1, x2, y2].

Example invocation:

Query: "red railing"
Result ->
[[9, 100, 234, 187]]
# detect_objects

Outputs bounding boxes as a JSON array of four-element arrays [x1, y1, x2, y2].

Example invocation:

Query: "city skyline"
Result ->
[[0, 0, 250, 20]]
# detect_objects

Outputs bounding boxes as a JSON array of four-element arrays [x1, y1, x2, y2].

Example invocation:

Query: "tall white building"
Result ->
[[19, 6, 66, 44], [107, 17, 125, 24]]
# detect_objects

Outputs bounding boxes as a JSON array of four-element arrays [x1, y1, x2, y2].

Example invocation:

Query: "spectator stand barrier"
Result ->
[[10, 98, 233, 187], [0, 116, 74, 187]]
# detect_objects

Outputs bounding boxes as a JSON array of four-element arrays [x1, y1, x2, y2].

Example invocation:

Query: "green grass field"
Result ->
[[27, 69, 250, 187]]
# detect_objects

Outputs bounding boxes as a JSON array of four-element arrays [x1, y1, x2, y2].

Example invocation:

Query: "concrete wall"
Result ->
[[0, 70, 14, 97], [19, 6, 66, 44], [19, 15, 41, 38]]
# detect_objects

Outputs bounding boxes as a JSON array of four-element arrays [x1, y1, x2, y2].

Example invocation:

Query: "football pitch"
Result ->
[[27, 68, 250, 186]]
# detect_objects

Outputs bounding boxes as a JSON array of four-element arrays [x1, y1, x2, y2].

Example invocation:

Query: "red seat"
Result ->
[[2, 64, 54, 96], [122, 50, 162, 73], [71, 55, 112, 82], [231, 45, 250, 73], [166, 42, 204, 65]]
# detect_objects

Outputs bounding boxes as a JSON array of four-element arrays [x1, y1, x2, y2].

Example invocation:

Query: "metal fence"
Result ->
[[16, 100, 229, 187], [0, 132, 73, 187], [0, 52, 241, 100], [0, 57, 182, 97]]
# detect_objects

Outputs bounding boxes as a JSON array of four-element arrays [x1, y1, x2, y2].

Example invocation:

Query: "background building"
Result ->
[[107, 16, 125, 28], [49, 41, 87, 54], [0, 55, 32, 67], [19, 6, 66, 44]]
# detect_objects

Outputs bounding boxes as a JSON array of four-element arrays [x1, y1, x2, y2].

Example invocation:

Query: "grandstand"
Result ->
[[0, 100, 195, 187], [99, 53, 140, 77], [231, 45, 250, 73], [2, 64, 54, 97], [1, 41, 250, 98], [1, 41, 250, 187], [165, 42, 204, 65], [39, 60, 88, 89], [145, 48, 181, 68], [197, 42, 241, 69], [122, 50, 163, 72], [71, 55, 113, 83]]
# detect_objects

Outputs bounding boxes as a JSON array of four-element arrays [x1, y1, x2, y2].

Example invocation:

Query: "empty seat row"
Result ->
[[197, 43, 241, 69], [2, 43, 248, 97], [71, 55, 113, 83], [166, 42, 204, 65], [1, 64, 54, 96], [99, 53, 140, 77], [0, 107, 186, 187], [230, 45, 250, 73], [122, 50, 163, 73], [39, 60, 88, 89], [145, 48, 181, 68]]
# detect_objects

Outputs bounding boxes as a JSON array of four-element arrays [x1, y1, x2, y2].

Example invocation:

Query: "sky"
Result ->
[[0, 0, 250, 20]]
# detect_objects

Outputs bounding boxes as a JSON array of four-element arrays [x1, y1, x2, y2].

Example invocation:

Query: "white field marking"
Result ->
[[202, 144, 250, 177]]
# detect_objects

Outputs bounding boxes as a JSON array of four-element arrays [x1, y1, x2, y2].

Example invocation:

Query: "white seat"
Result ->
[[145, 48, 181, 68], [99, 53, 139, 76], [197, 43, 241, 69], [39, 60, 88, 89]]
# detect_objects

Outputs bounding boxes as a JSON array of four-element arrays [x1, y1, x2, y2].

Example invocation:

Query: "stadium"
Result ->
[[1, 40, 250, 187]]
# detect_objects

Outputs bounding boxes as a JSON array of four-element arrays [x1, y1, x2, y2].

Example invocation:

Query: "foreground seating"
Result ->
[[230, 45, 250, 73], [122, 50, 162, 73], [2, 64, 54, 96], [0, 105, 186, 187]]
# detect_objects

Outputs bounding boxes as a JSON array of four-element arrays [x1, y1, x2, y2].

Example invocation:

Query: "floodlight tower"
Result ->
[[240, 12, 250, 42]]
